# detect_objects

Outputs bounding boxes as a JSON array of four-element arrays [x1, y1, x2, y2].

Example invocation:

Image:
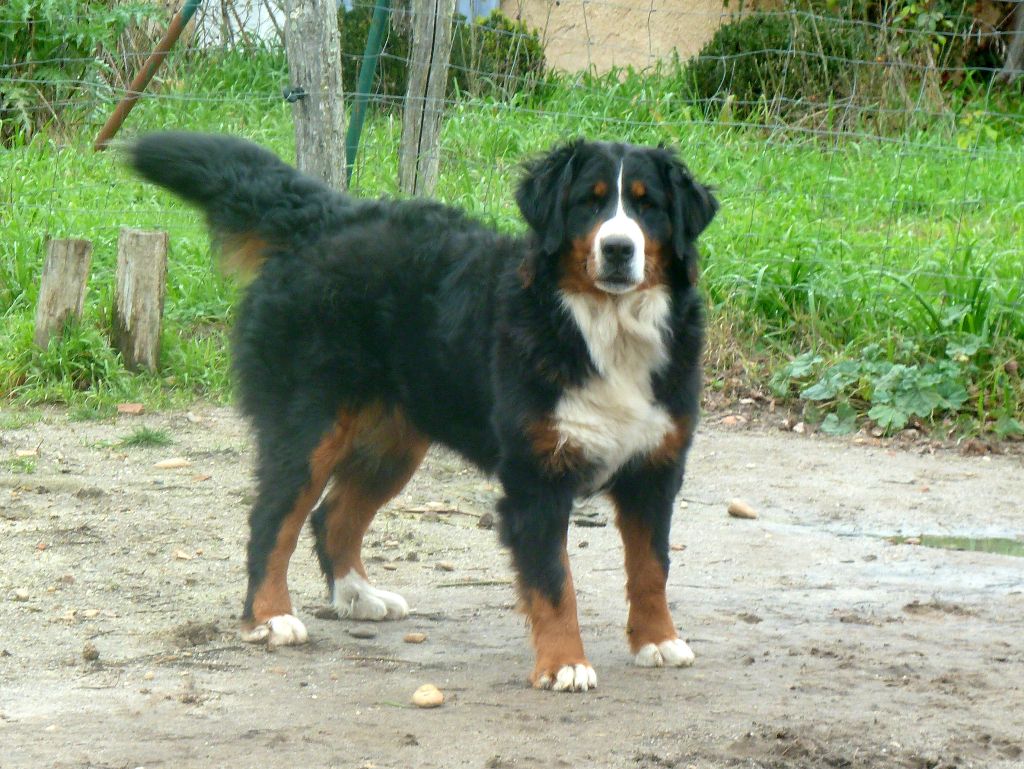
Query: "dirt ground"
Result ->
[[1, 406, 1023, 769]]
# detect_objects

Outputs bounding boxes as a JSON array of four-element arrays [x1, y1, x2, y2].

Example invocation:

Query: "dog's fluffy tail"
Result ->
[[126, 131, 342, 275]]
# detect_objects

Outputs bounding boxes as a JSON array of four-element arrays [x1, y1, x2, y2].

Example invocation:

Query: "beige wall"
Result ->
[[499, 0, 726, 73]]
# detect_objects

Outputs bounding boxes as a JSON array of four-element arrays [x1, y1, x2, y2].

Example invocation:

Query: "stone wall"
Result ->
[[499, 0, 726, 72]]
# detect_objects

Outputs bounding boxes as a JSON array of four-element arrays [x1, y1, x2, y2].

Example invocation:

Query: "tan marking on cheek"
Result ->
[[559, 222, 604, 296], [631, 180, 647, 198], [639, 235, 669, 290], [593, 180, 608, 197], [615, 515, 677, 652], [520, 548, 589, 686]]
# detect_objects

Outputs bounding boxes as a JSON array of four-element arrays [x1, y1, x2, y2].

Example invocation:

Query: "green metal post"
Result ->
[[345, 0, 391, 183]]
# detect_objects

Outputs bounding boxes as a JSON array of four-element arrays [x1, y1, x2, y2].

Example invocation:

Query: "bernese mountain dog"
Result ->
[[128, 132, 717, 692]]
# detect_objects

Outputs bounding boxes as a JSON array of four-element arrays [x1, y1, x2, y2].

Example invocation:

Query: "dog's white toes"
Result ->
[[634, 638, 695, 668], [241, 614, 308, 648], [333, 573, 409, 621], [538, 664, 597, 692]]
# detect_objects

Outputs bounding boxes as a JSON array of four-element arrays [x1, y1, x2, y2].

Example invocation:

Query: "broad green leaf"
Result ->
[[869, 403, 908, 433]]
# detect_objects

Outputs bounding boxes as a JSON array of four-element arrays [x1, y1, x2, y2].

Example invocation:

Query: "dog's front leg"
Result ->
[[496, 457, 596, 692], [607, 459, 695, 668]]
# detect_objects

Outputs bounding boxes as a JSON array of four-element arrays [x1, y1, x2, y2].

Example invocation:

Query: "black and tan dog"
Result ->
[[129, 132, 717, 692]]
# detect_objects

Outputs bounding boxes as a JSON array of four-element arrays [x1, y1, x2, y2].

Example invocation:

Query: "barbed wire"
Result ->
[[3, 0, 1022, 325]]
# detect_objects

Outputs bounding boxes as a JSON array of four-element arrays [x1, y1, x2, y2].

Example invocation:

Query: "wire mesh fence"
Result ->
[[1, 0, 1022, 429]]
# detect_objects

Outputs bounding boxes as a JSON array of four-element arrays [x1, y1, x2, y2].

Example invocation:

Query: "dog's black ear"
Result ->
[[659, 149, 718, 270], [516, 140, 582, 256]]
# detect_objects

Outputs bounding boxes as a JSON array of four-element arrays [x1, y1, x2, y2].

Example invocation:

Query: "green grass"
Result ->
[[118, 427, 172, 448], [1, 48, 1022, 435], [1, 457, 37, 474]]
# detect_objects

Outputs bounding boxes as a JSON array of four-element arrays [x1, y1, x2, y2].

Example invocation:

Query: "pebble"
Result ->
[[116, 403, 145, 416], [154, 457, 191, 469], [143, 671, 155, 681], [313, 606, 339, 620], [727, 499, 758, 519], [411, 683, 444, 708], [477, 512, 495, 529], [436, 561, 455, 572], [403, 632, 427, 644], [13, 589, 30, 602], [348, 626, 378, 639], [82, 642, 99, 661]]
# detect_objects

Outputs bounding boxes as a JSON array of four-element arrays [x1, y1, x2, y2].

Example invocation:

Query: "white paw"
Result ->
[[634, 638, 695, 668], [333, 572, 409, 621], [240, 614, 309, 648], [536, 664, 597, 692]]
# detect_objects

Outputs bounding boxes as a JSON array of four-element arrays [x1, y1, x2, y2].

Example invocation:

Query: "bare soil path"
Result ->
[[2, 408, 1022, 768]]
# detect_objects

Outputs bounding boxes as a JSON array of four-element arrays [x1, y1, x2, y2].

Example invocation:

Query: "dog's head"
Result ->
[[516, 140, 717, 294]]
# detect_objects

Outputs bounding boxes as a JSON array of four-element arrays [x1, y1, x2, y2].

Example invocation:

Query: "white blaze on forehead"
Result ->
[[592, 161, 646, 289]]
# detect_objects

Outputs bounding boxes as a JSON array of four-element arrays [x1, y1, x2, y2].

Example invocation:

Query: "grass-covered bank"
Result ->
[[1, 49, 1022, 436]]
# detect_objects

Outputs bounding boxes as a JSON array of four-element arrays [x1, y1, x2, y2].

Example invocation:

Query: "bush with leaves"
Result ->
[[337, 4, 545, 103], [772, 340, 1023, 438], [685, 0, 1011, 130], [0, 0, 158, 145], [684, 9, 874, 122]]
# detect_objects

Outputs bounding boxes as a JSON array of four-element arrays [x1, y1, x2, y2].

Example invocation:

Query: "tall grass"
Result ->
[[0, 48, 1021, 433]]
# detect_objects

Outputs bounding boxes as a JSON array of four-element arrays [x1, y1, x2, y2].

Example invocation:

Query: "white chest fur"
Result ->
[[555, 288, 673, 488]]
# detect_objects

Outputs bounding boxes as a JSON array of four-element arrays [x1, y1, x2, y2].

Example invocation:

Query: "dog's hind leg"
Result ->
[[240, 415, 353, 647], [310, 406, 429, 621]]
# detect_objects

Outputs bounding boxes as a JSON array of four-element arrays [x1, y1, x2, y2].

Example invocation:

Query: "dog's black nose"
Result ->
[[601, 237, 634, 266]]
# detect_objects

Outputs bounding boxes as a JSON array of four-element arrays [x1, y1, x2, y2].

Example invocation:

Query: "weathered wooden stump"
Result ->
[[112, 228, 168, 373], [33, 238, 93, 348]]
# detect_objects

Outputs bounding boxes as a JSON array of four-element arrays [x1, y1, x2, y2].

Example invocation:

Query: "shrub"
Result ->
[[684, 9, 874, 123], [685, 0, 1004, 130], [0, 0, 158, 145], [337, 4, 546, 103]]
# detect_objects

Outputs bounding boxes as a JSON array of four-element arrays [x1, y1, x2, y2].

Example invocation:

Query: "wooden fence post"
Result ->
[[112, 228, 168, 373], [399, 0, 457, 197], [283, 0, 348, 190], [33, 239, 93, 348]]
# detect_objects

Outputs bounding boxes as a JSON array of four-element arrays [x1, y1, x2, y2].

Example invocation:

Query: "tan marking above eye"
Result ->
[[630, 180, 647, 198], [592, 180, 609, 197]]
